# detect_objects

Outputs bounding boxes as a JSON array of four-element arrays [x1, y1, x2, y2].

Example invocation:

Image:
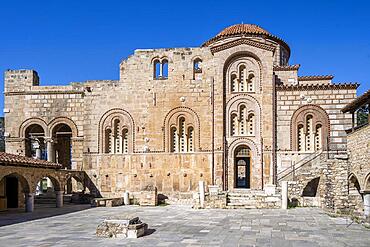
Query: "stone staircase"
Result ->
[[226, 189, 281, 209], [34, 194, 73, 205]]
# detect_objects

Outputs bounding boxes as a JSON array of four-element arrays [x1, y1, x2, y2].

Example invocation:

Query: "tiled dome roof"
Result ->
[[202, 24, 289, 54], [216, 24, 270, 37]]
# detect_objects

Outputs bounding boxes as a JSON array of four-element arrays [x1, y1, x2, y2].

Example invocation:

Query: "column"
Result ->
[[25, 193, 34, 212], [281, 181, 288, 209], [46, 138, 55, 162], [199, 181, 205, 208], [364, 193, 370, 219], [124, 192, 130, 205], [35, 148, 42, 159], [56, 191, 63, 208]]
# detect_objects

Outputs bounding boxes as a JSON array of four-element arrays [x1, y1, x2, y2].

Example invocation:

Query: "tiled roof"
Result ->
[[273, 64, 300, 71], [202, 24, 290, 55], [298, 75, 334, 81], [0, 152, 62, 169], [342, 90, 370, 113]]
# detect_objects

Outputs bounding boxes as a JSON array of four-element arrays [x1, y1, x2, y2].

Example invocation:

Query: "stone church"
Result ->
[[3, 24, 360, 204]]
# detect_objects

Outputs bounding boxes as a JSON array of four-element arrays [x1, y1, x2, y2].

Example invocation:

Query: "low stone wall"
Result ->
[[92, 197, 124, 207]]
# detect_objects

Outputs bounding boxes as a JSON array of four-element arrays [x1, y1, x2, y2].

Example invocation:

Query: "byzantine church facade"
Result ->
[[4, 24, 358, 199]]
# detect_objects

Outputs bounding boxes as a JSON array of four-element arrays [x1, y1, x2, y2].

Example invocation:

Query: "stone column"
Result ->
[[281, 181, 288, 209], [35, 148, 42, 159], [199, 181, 205, 208], [46, 138, 55, 162], [25, 193, 34, 212], [56, 191, 63, 208], [124, 192, 130, 205], [364, 193, 370, 219]]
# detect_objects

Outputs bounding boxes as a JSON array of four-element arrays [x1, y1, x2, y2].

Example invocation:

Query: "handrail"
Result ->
[[277, 150, 323, 182]]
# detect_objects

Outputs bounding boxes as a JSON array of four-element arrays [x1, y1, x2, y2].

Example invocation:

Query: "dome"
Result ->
[[202, 24, 289, 53]]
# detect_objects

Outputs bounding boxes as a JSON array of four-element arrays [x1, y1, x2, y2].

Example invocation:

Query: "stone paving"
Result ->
[[0, 205, 369, 246]]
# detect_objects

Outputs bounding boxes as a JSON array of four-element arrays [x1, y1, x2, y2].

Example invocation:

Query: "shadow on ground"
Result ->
[[0, 204, 91, 227]]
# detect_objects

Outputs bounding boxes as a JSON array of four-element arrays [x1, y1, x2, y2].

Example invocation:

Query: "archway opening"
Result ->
[[35, 176, 61, 208], [25, 124, 46, 159], [302, 177, 320, 197], [348, 175, 363, 216], [234, 146, 251, 189], [52, 124, 72, 169], [0, 173, 30, 211]]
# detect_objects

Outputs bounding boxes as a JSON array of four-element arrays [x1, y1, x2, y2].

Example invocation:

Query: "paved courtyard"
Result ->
[[0, 205, 369, 246]]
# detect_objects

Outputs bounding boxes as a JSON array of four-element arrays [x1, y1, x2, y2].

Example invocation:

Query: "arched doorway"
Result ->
[[25, 124, 46, 159], [52, 124, 72, 169], [34, 176, 63, 208], [0, 173, 30, 211], [234, 146, 251, 188]]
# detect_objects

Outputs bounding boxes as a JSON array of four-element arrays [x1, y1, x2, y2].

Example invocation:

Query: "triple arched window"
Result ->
[[231, 64, 255, 93], [291, 105, 329, 152], [231, 104, 255, 136], [170, 117, 194, 153], [153, 58, 168, 80], [104, 119, 129, 154]]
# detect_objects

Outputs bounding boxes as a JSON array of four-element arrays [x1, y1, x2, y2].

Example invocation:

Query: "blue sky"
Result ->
[[1, 0, 369, 116]]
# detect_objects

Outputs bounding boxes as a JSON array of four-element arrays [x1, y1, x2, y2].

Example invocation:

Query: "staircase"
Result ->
[[34, 194, 72, 206], [277, 151, 324, 183], [226, 189, 281, 209]]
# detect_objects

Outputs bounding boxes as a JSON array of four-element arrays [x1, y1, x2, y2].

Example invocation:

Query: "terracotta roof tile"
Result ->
[[273, 64, 300, 71], [0, 152, 62, 169], [298, 75, 334, 81], [342, 90, 370, 113]]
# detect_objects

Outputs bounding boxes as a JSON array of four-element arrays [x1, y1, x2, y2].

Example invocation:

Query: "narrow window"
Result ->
[[247, 113, 254, 136], [162, 59, 168, 79], [298, 124, 305, 151], [231, 113, 238, 136], [113, 119, 121, 154], [187, 127, 194, 152], [170, 127, 177, 152], [306, 115, 313, 151], [247, 73, 254, 92], [240, 105, 246, 135], [179, 117, 186, 152], [231, 74, 237, 92], [154, 60, 161, 79], [122, 128, 128, 154], [315, 124, 322, 151], [105, 129, 112, 153], [239, 65, 246, 92], [193, 58, 202, 80]]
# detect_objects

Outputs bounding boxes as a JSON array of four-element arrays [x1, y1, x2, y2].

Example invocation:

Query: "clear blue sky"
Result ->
[[1, 0, 370, 116]]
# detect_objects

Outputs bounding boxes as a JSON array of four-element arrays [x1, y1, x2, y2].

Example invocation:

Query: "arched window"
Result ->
[[154, 60, 161, 79], [291, 105, 330, 152], [105, 129, 112, 153], [239, 105, 246, 135], [113, 119, 121, 154], [231, 113, 238, 136], [239, 65, 246, 92], [247, 73, 255, 92], [193, 58, 202, 80], [179, 117, 186, 152], [122, 128, 128, 154], [315, 124, 322, 150], [170, 127, 177, 152], [162, 59, 168, 79], [153, 59, 168, 80], [298, 124, 304, 151], [187, 127, 194, 152], [231, 74, 237, 92], [247, 113, 254, 136]]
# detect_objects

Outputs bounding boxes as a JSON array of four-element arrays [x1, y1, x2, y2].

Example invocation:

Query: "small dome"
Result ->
[[216, 24, 270, 37], [202, 24, 289, 52]]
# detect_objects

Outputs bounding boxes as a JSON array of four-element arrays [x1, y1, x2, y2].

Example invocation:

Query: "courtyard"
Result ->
[[0, 205, 369, 246]]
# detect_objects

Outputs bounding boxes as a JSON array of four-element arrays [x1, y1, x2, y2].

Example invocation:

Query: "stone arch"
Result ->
[[98, 108, 135, 153], [0, 172, 31, 193], [48, 117, 79, 137], [227, 138, 261, 190], [291, 104, 330, 151], [163, 107, 200, 152], [226, 94, 261, 138], [364, 172, 370, 191], [32, 173, 62, 193], [19, 118, 47, 138], [348, 173, 364, 215], [223, 51, 263, 94], [302, 177, 320, 197]]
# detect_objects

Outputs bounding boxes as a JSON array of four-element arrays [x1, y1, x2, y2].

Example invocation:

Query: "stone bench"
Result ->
[[91, 197, 124, 207]]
